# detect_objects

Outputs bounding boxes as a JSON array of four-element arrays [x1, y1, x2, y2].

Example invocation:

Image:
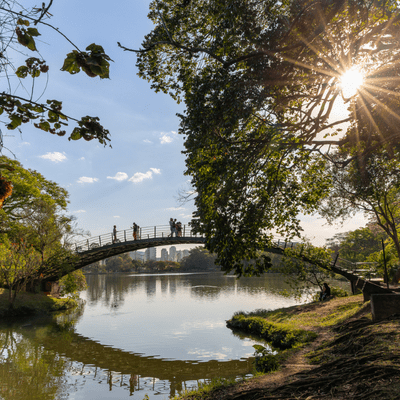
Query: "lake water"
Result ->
[[0, 272, 309, 400]]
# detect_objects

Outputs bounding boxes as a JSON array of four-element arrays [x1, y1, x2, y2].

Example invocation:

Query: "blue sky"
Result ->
[[2, 0, 366, 250]]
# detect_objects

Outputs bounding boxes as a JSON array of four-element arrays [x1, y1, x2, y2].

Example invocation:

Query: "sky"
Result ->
[[2, 0, 368, 253]]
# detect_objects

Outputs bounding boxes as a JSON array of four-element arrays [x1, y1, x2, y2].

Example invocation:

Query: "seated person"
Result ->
[[319, 282, 331, 301]]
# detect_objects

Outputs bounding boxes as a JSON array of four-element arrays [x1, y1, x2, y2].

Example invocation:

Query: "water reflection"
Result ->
[[0, 308, 253, 399], [0, 273, 307, 399], [84, 272, 293, 307]]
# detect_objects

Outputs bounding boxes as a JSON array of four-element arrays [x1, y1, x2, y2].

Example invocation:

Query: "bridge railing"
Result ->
[[74, 224, 204, 252]]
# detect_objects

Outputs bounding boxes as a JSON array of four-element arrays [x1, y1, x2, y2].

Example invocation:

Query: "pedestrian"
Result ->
[[113, 225, 117, 243], [133, 222, 138, 240], [176, 221, 182, 237], [169, 217, 175, 237], [173, 219, 177, 237], [319, 282, 331, 301]]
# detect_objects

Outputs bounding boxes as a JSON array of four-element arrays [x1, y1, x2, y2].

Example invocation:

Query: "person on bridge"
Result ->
[[176, 221, 182, 237], [319, 282, 331, 301], [133, 223, 138, 240], [169, 218, 175, 237], [113, 225, 117, 243]]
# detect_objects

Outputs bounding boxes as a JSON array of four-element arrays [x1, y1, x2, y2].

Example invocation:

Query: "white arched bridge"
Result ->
[[72, 224, 206, 269], [40, 224, 396, 300]]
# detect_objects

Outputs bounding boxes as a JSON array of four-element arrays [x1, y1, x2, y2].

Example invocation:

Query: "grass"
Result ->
[[234, 294, 366, 330], [0, 288, 77, 317], [174, 295, 382, 400], [170, 377, 239, 400]]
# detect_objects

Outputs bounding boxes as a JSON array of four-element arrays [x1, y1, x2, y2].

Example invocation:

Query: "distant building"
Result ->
[[177, 251, 183, 262], [130, 251, 145, 261], [182, 249, 190, 259], [169, 246, 177, 262], [145, 247, 156, 261], [161, 248, 168, 261]]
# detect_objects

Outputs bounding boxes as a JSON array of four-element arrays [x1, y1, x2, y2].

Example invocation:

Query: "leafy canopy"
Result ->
[[0, 2, 111, 150], [129, 0, 400, 274]]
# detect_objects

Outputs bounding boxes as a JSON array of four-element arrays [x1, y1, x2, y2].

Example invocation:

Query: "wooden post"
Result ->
[[382, 239, 389, 289]]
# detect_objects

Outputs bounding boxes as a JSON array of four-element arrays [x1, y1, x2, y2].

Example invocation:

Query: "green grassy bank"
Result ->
[[0, 288, 77, 318], [172, 295, 400, 400]]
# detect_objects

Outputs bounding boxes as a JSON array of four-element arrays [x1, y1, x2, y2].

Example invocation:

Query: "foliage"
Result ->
[[227, 313, 317, 350], [322, 147, 400, 273], [277, 242, 335, 300], [0, 2, 110, 149], [59, 270, 87, 297], [326, 226, 387, 263], [311, 286, 349, 302], [0, 157, 83, 298], [252, 344, 280, 374], [0, 237, 41, 305], [171, 377, 239, 400], [180, 246, 217, 271], [0, 156, 69, 226], [132, 0, 400, 274], [367, 241, 399, 283]]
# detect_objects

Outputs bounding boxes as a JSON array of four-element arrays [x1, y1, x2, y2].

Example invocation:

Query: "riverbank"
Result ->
[[0, 288, 78, 318], [174, 294, 400, 400]]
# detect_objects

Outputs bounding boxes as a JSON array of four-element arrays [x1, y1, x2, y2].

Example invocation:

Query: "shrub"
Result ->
[[253, 344, 280, 373]]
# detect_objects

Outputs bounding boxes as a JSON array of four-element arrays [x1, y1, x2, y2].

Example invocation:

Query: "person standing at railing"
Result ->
[[113, 225, 117, 244], [133, 223, 138, 240], [169, 218, 175, 237], [176, 221, 182, 237]]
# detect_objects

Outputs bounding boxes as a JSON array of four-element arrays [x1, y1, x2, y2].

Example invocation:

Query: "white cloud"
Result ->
[[79, 157, 85, 160], [72, 210, 86, 213], [107, 172, 128, 181], [166, 207, 185, 211], [143, 139, 152, 144], [39, 151, 67, 163], [129, 171, 152, 183], [160, 134, 173, 144], [128, 168, 161, 184], [113, 216, 120, 218], [77, 176, 99, 184]]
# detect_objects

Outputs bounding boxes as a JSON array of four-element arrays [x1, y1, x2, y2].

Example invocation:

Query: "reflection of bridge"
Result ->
[[19, 319, 252, 398]]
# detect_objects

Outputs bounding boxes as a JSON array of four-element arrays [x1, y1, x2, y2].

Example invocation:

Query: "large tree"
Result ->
[[126, 0, 400, 274], [0, 156, 81, 292]]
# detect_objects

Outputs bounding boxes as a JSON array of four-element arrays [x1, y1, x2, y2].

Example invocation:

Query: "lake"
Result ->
[[0, 272, 310, 400]]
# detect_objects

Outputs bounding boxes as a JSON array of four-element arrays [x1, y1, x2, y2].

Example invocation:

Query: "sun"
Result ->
[[340, 67, 364, 99]]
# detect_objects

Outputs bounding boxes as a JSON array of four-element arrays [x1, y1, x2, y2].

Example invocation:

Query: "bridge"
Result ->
[[41, 224, 396, 301]]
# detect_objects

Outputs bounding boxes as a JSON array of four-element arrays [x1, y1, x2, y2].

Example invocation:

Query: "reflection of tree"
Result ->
[[0, 325, 74, 399], [14, 314, 252, 399]]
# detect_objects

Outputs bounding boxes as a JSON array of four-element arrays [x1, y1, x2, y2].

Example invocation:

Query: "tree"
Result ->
[[0, 157, 81, 290], [0, 237, 41, 305], [0, 1, 111, 151], [0, 155, 69, 228], [322, 147, 400, 273], [128, 0, 400, 274], [326, 226, 386, 263], [59, 270, 87, 298], [180, 247, 217, 271], [278, 241, 335, 300]]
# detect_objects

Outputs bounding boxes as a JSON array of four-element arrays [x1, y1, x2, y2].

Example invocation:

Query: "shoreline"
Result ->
[[0, 288, 78, 319], [173, 294, 400, 400]]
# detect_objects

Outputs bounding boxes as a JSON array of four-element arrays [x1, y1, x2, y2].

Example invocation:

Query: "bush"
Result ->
[[227, 314, 317, 350], [253, 344, 280, 373]]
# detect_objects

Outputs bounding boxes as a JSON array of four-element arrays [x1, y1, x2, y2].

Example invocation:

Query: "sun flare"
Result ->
[[340, 68, 364, 99]]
